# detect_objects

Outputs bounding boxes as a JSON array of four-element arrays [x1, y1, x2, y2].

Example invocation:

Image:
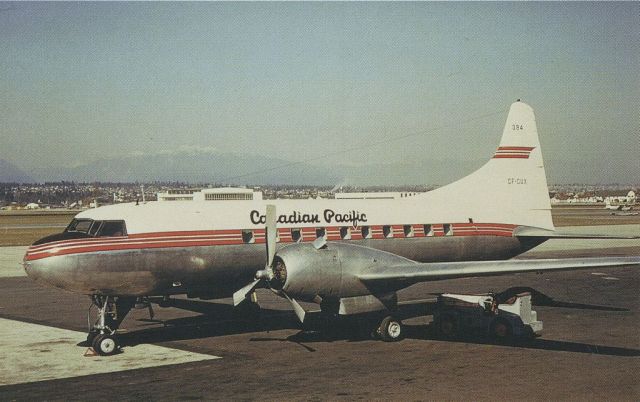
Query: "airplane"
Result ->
[[605, 201, 633, 211], [23, 100, 640, 355]]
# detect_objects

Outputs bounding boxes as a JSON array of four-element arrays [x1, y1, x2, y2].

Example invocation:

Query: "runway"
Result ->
[[0, 227, 638, 400]]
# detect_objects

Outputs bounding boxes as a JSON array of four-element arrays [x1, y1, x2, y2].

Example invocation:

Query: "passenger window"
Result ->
[[340, 227, 351, 240], [361, 226, 372, 239], [98, 221, 126, 237], [315, 228, 326, 240], [291, 228, 302, 242], [423, 224, 433, 236], [383, 225, 393, 238], [443, 224, 453, 236], [403, 225, 414, 237], [242, 230, 255, 244]]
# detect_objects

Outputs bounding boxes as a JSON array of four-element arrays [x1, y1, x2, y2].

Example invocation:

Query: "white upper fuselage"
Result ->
[[73, 185, 546, 236]]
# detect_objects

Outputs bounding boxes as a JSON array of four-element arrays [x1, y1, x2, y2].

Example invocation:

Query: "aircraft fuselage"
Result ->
[[23, 198, 545, 297]]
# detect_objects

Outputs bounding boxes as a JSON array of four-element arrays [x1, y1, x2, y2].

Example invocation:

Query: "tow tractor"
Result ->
[[432, 292, 543, 341]]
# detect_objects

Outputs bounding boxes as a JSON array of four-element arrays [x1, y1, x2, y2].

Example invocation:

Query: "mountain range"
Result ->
[[0, 149, 637, 185], [0, 159, 35, 183]]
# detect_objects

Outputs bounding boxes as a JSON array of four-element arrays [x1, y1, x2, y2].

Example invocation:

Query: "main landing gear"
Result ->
[[376, 315, 403, 342], [87, 295, 134, 356], [317, 302, 404, 342]]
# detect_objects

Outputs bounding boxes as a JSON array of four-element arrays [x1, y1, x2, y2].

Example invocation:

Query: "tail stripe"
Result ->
[[493, 146, 535, 159]]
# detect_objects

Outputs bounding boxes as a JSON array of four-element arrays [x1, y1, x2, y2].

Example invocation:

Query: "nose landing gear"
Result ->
[[92, 333, 118, 355], [87, 295, 134, 356]]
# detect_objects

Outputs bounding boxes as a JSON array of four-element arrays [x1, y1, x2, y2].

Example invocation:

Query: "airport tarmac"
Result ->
[[0, 227, 638, 400]]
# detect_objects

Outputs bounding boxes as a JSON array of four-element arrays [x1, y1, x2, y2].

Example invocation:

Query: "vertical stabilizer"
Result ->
[[494, 101, 544, 166], [423, 101, 554, 230]]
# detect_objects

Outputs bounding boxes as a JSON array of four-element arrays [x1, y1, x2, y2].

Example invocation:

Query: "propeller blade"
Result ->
[[232, 278, 260, 306], [282, 292, 306, 323], [265, 204, 277, 267], [312, 236, 327, 250], [233, 205, 277, 307]]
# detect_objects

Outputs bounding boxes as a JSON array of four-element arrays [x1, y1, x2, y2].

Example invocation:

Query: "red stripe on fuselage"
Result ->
[[25, 222, 517, 261]]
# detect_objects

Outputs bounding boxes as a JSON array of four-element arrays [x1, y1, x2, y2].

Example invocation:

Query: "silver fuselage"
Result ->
[[24, 234, 542, 297]]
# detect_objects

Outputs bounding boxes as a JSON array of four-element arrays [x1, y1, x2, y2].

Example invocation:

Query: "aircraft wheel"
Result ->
[[86, 330, 99, 345], [490, 318, 513, 342], [92, 334, 119, 356], [377, 316, 403, 342]]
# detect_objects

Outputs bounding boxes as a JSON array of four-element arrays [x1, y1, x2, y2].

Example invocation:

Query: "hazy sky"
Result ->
[[1, 2, 638, 180]]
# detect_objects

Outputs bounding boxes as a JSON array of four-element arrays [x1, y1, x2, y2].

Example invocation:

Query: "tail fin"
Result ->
[[494, 100, 544, 166], [425, 101, 554, 230]]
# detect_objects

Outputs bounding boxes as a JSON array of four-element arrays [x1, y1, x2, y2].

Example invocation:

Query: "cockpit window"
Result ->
[[64, 219, 127, 237], [34, 219, 127, 246], [88, 221, 103, 236], [65, 219, 93, 234], [98, 221, 126, 237]]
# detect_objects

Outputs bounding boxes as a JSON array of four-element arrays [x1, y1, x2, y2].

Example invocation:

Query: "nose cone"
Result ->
[[23, 251, 46, 283], [23, 234, 65, 284], [22, 245, 69, 290]]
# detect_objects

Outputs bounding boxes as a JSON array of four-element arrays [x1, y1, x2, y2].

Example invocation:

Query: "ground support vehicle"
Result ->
[[433, 292, 543, 341]]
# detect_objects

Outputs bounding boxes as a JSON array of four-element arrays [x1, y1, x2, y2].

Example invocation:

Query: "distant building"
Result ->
[[25, 203, 40, 209], [335, 191, 422, 200], [157, 187, 263, 202], [605, 190, 637, 205], [156, 189, 199, 202], [551, 189, 636, 205]]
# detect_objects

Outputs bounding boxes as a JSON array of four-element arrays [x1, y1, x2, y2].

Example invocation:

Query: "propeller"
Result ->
[[232, 204, 306, 323]]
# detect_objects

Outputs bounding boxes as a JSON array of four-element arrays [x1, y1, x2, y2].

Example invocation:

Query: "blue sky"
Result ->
[[0, 2, 638, 182]]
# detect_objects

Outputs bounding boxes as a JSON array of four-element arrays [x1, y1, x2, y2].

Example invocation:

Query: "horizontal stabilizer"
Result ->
[[358, 256, 640, 284], [514, 226, 640, 239]]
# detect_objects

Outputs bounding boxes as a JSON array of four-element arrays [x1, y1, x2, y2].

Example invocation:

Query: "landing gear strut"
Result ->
[[87, 295, 134, 356]]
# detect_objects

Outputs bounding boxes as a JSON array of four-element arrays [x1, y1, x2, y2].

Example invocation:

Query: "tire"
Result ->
[[490, 318, 513, 342], [92, 334, 119, 356], [436, 313, 458, 339], [378, 316, 403, 342], [86, 331, 99, 345]]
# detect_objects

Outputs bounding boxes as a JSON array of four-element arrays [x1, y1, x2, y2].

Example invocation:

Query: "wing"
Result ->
[[357, 256, 640, 284], [514, 226, 640, 239]]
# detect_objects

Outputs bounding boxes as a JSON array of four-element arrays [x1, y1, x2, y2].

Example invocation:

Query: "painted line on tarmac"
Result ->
[[0, 317, 221, 386]]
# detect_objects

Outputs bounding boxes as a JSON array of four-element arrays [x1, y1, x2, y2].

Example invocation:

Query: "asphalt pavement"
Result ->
[[0, 228, 638, 400]]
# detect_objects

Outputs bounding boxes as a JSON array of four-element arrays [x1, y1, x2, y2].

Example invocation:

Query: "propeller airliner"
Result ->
[[23, 101, 640, 355]]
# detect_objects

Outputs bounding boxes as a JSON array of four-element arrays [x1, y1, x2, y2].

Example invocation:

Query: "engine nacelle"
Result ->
[[270, 242, 413, 302]]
